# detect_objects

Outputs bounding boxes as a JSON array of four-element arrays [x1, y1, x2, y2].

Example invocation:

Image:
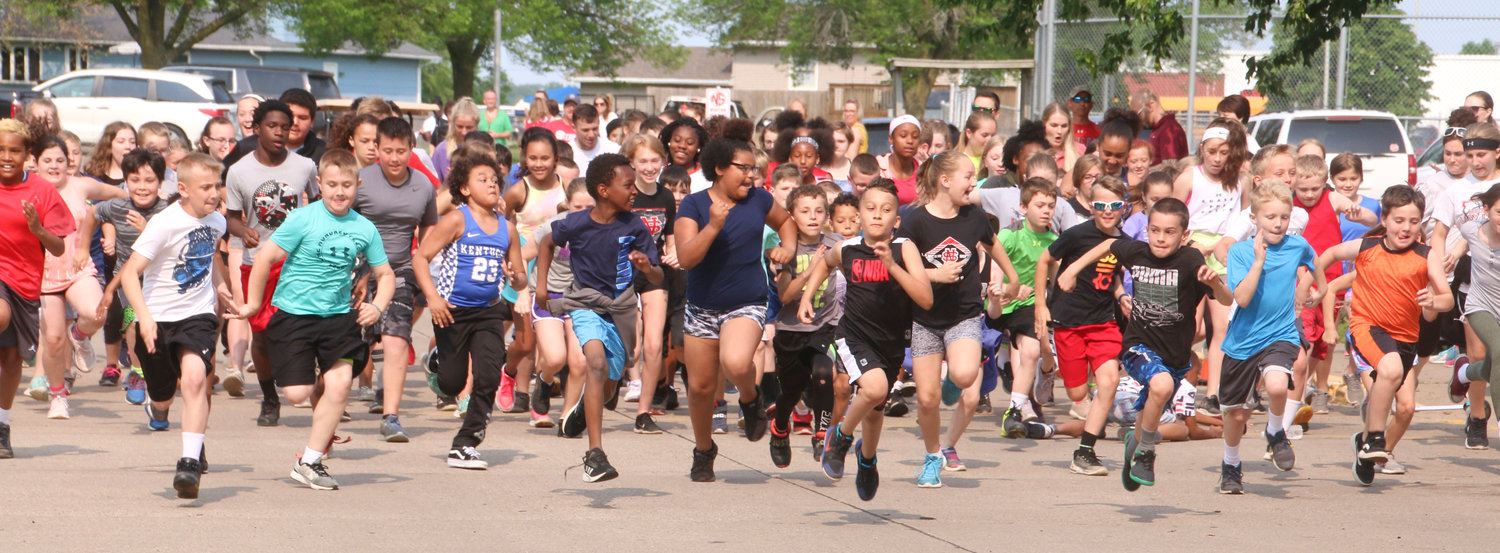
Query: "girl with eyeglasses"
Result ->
[[196, 117, 237, 162]]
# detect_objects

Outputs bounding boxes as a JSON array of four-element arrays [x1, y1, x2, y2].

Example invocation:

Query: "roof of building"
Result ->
[[572, 47, 732, 86]]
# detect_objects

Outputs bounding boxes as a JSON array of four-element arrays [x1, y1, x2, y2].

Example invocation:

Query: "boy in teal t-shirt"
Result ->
[[235, 150, 395, 491], [986, 178, 1060, 437]]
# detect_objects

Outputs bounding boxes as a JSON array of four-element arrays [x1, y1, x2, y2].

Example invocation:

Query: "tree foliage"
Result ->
[[1260, 10, 1432, 116], [1461, 39, 1498, 56], [5, 0, 268, 69]]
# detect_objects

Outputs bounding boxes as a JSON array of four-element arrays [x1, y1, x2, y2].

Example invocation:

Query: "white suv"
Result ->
[[32, 69, 234, 146], [1247, 109, 1415, 198]]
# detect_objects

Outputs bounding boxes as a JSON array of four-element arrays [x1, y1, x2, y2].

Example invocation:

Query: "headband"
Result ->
[[791, 136, 818, 149], [889, 115, 921, 137], [1464, 137, 1500, 151], [1201, 127, 1230, 144]]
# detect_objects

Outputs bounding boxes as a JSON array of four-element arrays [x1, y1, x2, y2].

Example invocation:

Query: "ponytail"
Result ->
[[914, 150, 967, 207]]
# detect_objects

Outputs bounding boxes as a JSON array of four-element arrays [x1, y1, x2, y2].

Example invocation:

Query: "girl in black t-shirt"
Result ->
[[622, 134, 676, 432]]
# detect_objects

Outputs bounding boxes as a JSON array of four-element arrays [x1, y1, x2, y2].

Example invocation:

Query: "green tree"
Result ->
[[684, 0, 1030, 116], [287, 0, 682, 102], [1461, 39, 1497, 55], [5, 0, 267, 69], [1260, 10, 1432, 115]]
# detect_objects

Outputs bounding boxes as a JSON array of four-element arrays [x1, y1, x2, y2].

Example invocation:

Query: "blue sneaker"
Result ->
[[941, 376, 961, 406], [854, 440, 879, 501], [916, 452, 943, 488], [821, 426, 854, 481], [124, 370, 147, 405], [145, 403, 169, 431]]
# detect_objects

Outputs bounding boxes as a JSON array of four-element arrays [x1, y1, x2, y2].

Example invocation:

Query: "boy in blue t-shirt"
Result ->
[[1217, 181, 1326, 494], [534, 153, 661, 483], [233, 150, 395, 491]]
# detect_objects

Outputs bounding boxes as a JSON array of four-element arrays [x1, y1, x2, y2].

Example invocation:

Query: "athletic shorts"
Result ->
[[633, 268, 668, 294], [0, 280, 41, 358], [1349, 323, 1418, 384], [684, 302, 767, 340], [264, 310, 369, 387], [986, 304, 1037, 346], [364, 264, 417, 343], [833, 333, 905, 386], [1219, 341, 1299, 411], [911, 314, 983, 358], [1051, 322, 1122, 389], [1189, 231, 1228, 275], [774, 325, 835, 377], [240, 260, 283, 333], [532, 291, 566, 321], [1119, 344, 1190, 412], [1345, 330, 1374, 375], [135, 314, 218, 403], [1299, 306, 1328, 360], [569, 310, 627, 381]]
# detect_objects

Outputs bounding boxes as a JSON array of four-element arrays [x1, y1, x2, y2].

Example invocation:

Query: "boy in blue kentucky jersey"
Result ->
[[535, 153, 662, 482], [413, 149, 525, 470]]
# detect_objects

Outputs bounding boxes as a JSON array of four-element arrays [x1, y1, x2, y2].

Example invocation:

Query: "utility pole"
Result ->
[[1185, 0, 1200, 142], [493, 6, 503, 98]]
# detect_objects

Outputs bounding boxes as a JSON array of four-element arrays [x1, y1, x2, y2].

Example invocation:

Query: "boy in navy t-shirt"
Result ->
[[535, 153, 661, 483]]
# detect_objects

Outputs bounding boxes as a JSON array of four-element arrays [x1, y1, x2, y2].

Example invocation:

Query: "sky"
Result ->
[[500, 0, 1489, 93]]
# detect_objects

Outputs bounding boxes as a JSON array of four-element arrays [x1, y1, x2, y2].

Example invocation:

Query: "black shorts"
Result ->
[[265, 310, 369, 386], [633, 268, 668, 294], [986, 303, 1038, 346], [0, 280, 41, 358], [1350, 324, 1419, 385], [774, 326, 836, 377], [1219, 341, 1299, 411], [833, 333, 904, 386], [135, 314, 219, 403], [1416, 289, 1465, 357]]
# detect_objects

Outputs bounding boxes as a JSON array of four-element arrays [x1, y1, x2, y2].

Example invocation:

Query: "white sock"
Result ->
[[1266, 412, 1284, 435], [0, 406, 10, 425], [182, 432, 205, 461], [1283, 399, 1303, 431], [1224, 445, 1240, 466], [302, 446, 324, 465], [1010, 392, 1029, 409], [1458, 364, 1473, 384]]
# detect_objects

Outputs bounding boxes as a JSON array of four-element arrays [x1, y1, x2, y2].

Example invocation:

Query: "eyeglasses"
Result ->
[[1091, 200, 1125, 212], [594, 102, 608, 107], [727, 162, 755, 173], [1071, 95, 1093, 103], [1469, 105, 1488, 113], [1445, 127, 1467, 137], [203, 137, 234, 144], [971, 106, 995, 114]]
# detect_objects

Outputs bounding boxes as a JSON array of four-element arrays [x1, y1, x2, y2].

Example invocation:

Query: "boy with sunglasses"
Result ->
[[1067, 88, 1099, 144]]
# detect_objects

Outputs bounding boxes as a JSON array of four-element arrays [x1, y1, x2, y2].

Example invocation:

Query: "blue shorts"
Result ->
[[569, 310, 626, 380], [1121, 344, 1189, 412]]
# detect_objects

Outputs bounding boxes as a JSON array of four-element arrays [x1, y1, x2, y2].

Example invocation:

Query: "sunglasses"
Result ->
[[1445, 127, 1467, 137], [972, 105, 995, 114], [1072, 95, 1093, 103], [1469, 105, 1488, 113], [1091, 200, 1125, 212]]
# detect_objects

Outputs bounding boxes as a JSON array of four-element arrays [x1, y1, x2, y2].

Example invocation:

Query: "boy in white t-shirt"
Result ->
[[117, 154, 232, 499]]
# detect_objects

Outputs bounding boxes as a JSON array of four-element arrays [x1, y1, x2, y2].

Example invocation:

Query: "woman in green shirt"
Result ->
[[479, 90, 514, 150]]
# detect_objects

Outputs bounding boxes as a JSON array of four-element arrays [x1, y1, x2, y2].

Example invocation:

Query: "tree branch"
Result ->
[[168, 6, 251, 60], [165, 0, 198, 47]]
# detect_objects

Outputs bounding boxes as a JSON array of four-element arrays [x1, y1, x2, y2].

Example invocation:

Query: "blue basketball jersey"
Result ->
[[432, 205, 511, 308]]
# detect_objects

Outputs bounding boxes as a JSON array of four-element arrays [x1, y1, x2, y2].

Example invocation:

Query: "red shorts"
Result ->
[[1052, 322, 1122, 389], [1299, 306, 1327, 360], [240, 260, 284, 334]]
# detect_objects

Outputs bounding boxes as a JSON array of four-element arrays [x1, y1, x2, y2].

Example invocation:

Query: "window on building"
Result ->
[[789, 61, 817, 91], [1, 47, 42, 83], [67, 48, 90, 72]]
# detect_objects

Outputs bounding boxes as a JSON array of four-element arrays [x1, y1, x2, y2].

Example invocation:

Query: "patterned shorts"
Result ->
[[684, 302, 768, 340]]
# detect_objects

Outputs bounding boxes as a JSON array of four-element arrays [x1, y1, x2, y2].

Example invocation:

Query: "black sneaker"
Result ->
[[634, 413, 662, 434], [435, 395, 457, 411], [560, 398, 586, 439], [447, 446, 488, 470], [976, 395, 993, 415], [690, 442, 717, 482], [1357, 432, 1389, 463], [1070, 447, 1107, 476], [257, 400, 280, 427], [1218, 462, 1244, 494], [1266, 429, 1295, 471], [582, 448, 619, 483], [531, 375, 553, 416], [199, 445, 208, 473], [1351, 432, 1376, 486], [854, 445, 879, 501], [368, 389, 384, 414], [1466, 417, 1490, 450], [1129, 449, 1156, 487], [812, 433, 825, 462], [0, 422, 11, 459], [506, 391, 531, 414], [821, 426, 854, 481], [1024, 421, 1056, 439], [1000, 406, 1027, 438], [173, 457, 203, 499], [1200, 395, 1222, 416], [769, 416, 792, 468], [883, 393, 910, 417], [602, 382, 621, 411], [663, 385, 680, 411], [739, 387, 768, 442], [1121, 430, 1141, 492]]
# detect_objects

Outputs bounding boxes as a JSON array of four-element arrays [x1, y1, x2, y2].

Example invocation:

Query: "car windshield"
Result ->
[[1286, 117, 1408, 155], [246, 69, 304, 96], [308, 75, 339, 99]]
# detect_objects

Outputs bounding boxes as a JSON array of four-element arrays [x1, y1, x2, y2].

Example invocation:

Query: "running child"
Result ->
[[1215, 181, 1323, 494], [534, 153, 662, 482], [991, 177, 1061, 436], [1057, 197, 1232, 489], [1316, 185, 1452, 486], [117, 153, 231, 498], [412, 149, 524, 470], [234, 150, 395, 491], [95, 148, 175, 405], [1450, 183, 1500, 460], [623, 134, 675, 426], [528, 178, 591, 430], [800, 179, 932, 500]]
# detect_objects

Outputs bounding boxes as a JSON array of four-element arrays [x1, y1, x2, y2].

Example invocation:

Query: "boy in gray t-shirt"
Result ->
[[358, 117, 439, 442]]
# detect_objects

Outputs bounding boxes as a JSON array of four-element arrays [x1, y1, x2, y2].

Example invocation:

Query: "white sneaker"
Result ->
[[1286, 425, 1304, 440], [69, 325, 95, 373], [624, 380, 642, 403], [222, 368, 245, 397], [1068, 397, 1093, 421], [48, 394, 70, 420]]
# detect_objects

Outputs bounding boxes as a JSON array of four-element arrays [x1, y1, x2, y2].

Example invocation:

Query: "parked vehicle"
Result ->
[[661, 96, 748, 120], [31, 69, 232, 146], [1247, 109, 1415, 198], [163, 64, 340, 100]]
